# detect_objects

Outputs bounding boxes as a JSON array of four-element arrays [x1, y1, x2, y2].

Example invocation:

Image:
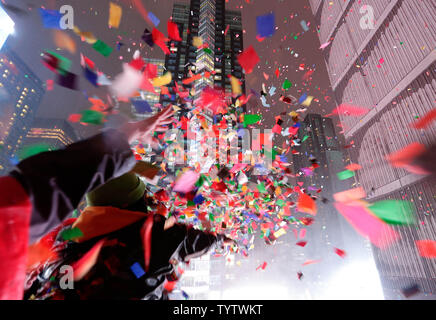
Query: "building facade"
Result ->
[[0, 44, 45, 173], [309, 0, 436, 299], [292, 114, 379, 298], [165, 0, 245, 300], [24, 118, 78, 151], [161, 0, 245, 108]]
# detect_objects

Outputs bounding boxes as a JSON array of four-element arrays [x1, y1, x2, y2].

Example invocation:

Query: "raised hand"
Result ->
[[119, 105, 175, 145]]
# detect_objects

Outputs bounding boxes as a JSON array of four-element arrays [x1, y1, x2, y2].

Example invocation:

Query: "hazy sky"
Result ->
[[4, 0, 337, 138]]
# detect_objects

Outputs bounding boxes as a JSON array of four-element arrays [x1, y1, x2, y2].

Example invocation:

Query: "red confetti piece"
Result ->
[[167, 20, 182, 41], [334, 248, 346, 258], [297, 193, 317, 216], [416, 240, 436, 258], [164, 280, 177, 292], [237, 46, 260, 74], [329, 104, 370, 117], [300, 217, 314, 226], [152, 28, 170, 55], [346, 163, 362, 171], [411, 109, 436, 129], [386, 143, 429, 175], [72, 238, 105, 281], [296, 241, 307, 247], [46, 79, 54, 91], [256, 261, 268, 270], [302, 259, 321, 266], [68, 114, 82, 123]]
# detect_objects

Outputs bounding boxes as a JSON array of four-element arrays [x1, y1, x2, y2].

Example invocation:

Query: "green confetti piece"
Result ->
[[92, 40, 113, 57], [244, 114, 262, 126], [80, 110, 105, 125], [302, 135, 309, 142], [276, 199, 285, 207], [19, 143, 51, 161], [46, 50, 72, 75], [195, 175, 204, 187], [187, 200, 195, 207], [72, 209, 79, 218], [203, 47, 212, 55], [257, 183, 267, 193], [282, 79, 292, 90], [264, 148, 278, 160], [368, 200, 416, 225], [60, 227, 84, 241], [337, 170, 355, 181]]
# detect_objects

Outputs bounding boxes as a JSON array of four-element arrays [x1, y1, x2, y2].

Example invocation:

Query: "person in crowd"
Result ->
[[0, 106, 173, 299]]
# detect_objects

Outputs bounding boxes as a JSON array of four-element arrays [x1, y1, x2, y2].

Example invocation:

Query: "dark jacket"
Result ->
[[24, 214, 223, 300], [0, 129, 135, 299]]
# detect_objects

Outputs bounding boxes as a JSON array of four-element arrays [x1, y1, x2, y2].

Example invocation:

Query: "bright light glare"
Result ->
[[223, 286, 291, 300], [0, 6, 15, 49], [325, 260, 385, 300]]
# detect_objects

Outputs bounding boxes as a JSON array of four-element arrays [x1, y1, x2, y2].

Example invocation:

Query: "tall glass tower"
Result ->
[[0, 44, 45, 173], [161, 0, 245, 108]]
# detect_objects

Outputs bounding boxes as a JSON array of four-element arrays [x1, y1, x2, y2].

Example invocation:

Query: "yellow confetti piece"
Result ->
[[152, 72, 172, 87], [274, 228, 287, 238], [73, 26, 97, 44], [301, 96, 314, 107], [192, 36, 203, 48], [109, 2, 122, 28], [231, 76, 242, 96], [53, 30, 76, 54], [275, 186, 282, 196]]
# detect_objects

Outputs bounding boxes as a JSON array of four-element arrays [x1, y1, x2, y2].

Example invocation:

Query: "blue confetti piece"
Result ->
[[193, 194, 205, 205], [39, 9, 62, 29], [132, 99, 153, 113], [84, 67, 98, 87], [300, 20, 309, 32], [256, 13, 275, 38], [130, 262, 146, 278], [182, 291, 189, 299], [148, 12, 160, 27], [298, 93, 308, 104]]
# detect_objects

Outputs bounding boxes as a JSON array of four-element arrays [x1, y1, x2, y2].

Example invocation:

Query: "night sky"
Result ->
[[4, 0, 337, 138]]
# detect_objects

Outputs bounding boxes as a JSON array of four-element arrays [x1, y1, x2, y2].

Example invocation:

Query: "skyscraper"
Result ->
[[24, 118, 78, 151], [309, 0, 436, 299], [161, 0, 245, 108], [0, 44, 45, 173], [165, 0, 245, 300]]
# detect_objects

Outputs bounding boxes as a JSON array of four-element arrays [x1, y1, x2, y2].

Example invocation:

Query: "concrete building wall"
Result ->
[[309, 0, 436, 299]]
